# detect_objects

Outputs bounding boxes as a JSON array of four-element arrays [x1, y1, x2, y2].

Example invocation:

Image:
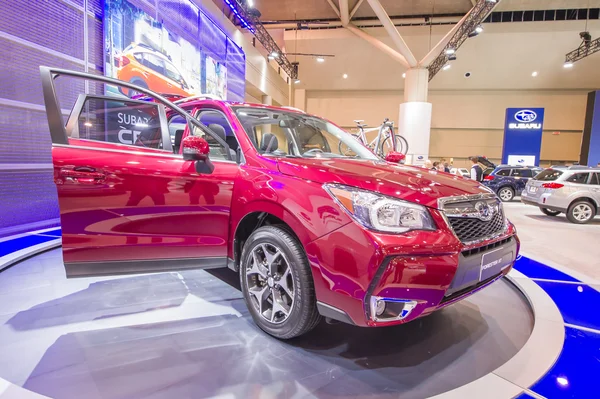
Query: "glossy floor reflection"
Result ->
[[0, 249, 534, 399]]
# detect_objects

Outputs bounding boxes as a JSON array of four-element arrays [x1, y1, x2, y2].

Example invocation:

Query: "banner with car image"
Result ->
[[104, 0, 236, 100]]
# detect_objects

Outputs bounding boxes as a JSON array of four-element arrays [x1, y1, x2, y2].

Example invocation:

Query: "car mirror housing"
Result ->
[[182, 136, 209, 161], [385, 151, 405, 164], [182, 136, 214, 174]]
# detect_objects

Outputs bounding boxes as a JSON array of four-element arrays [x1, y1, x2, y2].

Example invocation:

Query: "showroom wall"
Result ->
[[304, 89, 587, 167], [0, 0, 247, 237]]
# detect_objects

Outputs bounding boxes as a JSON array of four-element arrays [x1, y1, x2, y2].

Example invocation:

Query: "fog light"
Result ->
[[369, 296, 418, 322], [375, 299, 386, 316]]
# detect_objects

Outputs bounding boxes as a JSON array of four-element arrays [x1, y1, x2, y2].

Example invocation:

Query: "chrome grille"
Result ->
[[438, 193, 507, 244], [448, 212, 505, 243]]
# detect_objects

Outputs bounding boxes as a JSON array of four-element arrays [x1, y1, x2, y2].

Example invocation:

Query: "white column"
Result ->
[[261, 95, 272, 106], [398, 68, 432, 166]]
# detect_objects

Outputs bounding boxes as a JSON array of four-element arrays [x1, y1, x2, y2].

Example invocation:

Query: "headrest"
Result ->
[[260, 133, 278, 153], [208, 124, 226, 142]]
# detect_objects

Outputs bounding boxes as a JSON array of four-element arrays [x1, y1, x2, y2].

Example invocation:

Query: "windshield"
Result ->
[[234, 107, 378, 160]]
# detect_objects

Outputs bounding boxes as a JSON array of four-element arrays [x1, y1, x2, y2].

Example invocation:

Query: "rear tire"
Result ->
[[566, 200, 595, 224], [127, 79, 148, 97], [540, 207, 561, 216], [240, 225, 321, 339], [497, 187, 515, 202]]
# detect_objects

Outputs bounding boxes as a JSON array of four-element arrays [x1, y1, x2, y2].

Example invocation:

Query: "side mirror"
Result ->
[[182, 136, 214, 174], [385, 151, 405, 164]]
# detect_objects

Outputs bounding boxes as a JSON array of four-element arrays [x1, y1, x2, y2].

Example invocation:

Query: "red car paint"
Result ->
[[46, 73, 518, 328]]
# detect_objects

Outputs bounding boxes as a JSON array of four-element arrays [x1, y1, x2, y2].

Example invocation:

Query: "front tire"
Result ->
[[240, 225, 321, 339], [497, 187, 515, 202], [567, 200, 595, 224], [540, 207, 560, 216]]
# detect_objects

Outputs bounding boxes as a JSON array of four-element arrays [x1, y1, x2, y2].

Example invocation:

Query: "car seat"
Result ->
[[173, 129, 184, 154], [260, 133, 278, 153]]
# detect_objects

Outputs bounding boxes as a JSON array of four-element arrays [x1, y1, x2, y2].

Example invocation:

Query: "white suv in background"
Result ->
[[521, 167, 600, 224]]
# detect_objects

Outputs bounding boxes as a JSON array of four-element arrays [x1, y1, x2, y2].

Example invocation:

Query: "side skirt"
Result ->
[[65, 257, 228, 278]]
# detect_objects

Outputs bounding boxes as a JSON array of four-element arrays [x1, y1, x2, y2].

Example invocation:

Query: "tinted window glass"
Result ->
[[566, 173, 590, 184], [591, 173, 600, 185], [517, 169, 533, 178], [535, 169, 563, 181], [77, 97, 163, 149], [143, 53, 165, 74], [495, 169, 511, 176]]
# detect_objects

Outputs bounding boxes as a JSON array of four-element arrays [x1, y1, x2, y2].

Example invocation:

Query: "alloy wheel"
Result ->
[[245, 243, 295, 324], [572, 203, 593, 222], [498, 188, 514, 202]]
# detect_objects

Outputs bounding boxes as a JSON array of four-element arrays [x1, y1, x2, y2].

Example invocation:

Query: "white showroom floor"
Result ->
[[503, 200, 600, 282]]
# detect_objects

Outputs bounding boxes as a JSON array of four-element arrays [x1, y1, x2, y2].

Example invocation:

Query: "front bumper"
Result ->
[[305, 209, 519, 327]]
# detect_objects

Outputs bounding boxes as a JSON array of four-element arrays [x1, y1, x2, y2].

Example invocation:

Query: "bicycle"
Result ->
[[339, 119, 408, 158]]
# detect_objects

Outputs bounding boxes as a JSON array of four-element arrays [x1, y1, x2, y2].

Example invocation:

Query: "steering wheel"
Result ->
[[303, 148, 324, 156]]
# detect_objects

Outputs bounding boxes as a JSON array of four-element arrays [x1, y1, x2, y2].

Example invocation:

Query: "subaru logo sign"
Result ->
[[417, 155, 424, 160], [515, 110, 537, 123]]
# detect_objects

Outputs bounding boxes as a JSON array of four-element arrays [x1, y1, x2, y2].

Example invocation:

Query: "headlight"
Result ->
[[324, 184, 436, 233]]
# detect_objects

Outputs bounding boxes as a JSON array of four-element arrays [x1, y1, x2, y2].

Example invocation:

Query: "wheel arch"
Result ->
[[231, 201, 310, 272], [568, 197, 599, 213]]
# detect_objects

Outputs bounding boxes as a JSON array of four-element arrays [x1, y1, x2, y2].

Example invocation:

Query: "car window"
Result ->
[[76, 97, 163, 149], [197, 110, 239, 152], [190, 110, 235, 161], [592, 173, 600, 186], [142, 53, 165, 75], [164, 61, 183, 85], [515, 169, 533, 178], [535, 169, 563, 181], [496, 169, 511, 176], [168, 115, 186, 153], [566, 173, 590, 184]]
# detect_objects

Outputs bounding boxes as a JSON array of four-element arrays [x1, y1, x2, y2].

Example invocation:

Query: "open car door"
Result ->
[[40, 67, 238, 277]]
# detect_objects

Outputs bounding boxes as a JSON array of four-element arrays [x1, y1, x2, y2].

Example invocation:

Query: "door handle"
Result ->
[[59, 167, 106, 184]]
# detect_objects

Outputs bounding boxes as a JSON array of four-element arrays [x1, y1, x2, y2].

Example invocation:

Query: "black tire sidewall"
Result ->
[[567, 201, 594, 224], [540, 207, 560, 216], [239, 226, 317, 339]]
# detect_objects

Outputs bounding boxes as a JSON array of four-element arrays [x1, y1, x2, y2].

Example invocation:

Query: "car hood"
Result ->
[[277, 158, 490, 209]]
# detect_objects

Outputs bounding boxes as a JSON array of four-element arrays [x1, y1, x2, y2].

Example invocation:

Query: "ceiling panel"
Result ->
[[353, 0, 472, 19]]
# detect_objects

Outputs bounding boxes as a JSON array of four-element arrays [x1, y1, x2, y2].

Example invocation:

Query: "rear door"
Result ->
[[40, 67, 237, 277], [591, 173, 600, 210]]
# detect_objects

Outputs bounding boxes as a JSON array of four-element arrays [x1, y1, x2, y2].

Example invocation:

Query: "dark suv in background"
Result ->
[[483, 165, 543, 202]]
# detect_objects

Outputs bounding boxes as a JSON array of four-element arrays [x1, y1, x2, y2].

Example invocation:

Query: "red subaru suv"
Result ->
[[40, 67, 519, 339]]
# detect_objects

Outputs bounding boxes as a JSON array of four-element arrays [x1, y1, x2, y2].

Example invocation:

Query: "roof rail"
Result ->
[[174, 94, 222, 104]]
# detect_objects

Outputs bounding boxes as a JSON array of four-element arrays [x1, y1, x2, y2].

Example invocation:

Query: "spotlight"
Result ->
[[442, 64, 451, 71], [270, 51, 279, 58], [402, 73, 406, 78], [531, 71, 538, 77], [563, 61, 574, 68], [445, 48, 455, 55], [343, 73, 348, 79], [448, 54, 457, 61], [486, 0, 497, 3], [294, 79, 301, 84], [475, 25, 484, 34], [268, 55, 275, 60], [316, 57, 325, 63], [247, 0, 254, 7]]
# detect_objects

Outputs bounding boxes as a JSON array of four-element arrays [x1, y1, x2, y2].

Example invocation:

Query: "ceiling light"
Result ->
[[486, 0, 497, 3], [343, 73, 348, 79], [402, 73, 406, 78], [475, 25, 484, 34], [268, 55, 275, 60], [445, 48, 455, 55], [563, 61, 574, 68], [270, 51, 279, 58], [316, 57, 325, 63], [294, 79, 301, 84], [531, 71, 538, 77], [442, 64, 451, 71], [247, 0, 254, 7]]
